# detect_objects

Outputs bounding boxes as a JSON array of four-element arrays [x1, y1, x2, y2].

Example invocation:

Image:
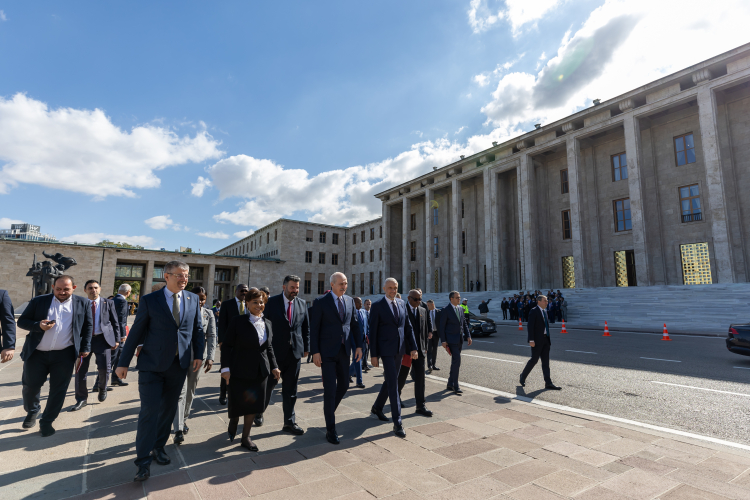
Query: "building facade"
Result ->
[[0, 223, 56, 242]]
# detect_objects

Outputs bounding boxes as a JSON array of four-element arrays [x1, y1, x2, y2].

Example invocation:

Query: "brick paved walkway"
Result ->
[[2, 338, 750, 499]]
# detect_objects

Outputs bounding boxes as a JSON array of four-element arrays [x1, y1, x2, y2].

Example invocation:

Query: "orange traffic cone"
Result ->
[[661, 323, 672, 341], [603, 321, 611, 337], [561, 320, 568, 334], [518, 318, 523, 330]]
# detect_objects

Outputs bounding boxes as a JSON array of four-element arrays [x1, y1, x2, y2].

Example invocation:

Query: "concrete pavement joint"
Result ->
[[424, 374, 750, 453], [640, 357, 681, 362], [651, 380, 750, 397], [79, 403, 94, 495]]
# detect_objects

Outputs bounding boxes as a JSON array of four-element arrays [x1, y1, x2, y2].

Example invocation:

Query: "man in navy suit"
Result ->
[[309, 272, 362, 445], [438, 291, 472, 394], [115, 261, 204, 482], [17, 275, 92, 436], [111, 283, 131, 387], [258, 275, 309, 434], [0, 289, 16, 364], [519, 295, 561, 391], [369, 278, 417, 438]]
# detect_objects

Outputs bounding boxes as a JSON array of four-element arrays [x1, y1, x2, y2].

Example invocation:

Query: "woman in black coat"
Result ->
[[220, 288, 280, 451]]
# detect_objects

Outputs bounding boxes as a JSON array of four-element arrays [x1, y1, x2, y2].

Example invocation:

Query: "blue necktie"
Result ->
[[543, 310, 549, 336], [337, 296, 345, 322], [391, 301, 399, 322]]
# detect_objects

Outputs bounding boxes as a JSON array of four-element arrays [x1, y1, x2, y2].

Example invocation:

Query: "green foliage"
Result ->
[[97, 239, 145, 250]]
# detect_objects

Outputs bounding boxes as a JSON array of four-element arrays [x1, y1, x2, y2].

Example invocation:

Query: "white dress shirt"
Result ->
[[37, 296, 75, 351], [164, 287, 185, 323], [91, 296, 102, 335]]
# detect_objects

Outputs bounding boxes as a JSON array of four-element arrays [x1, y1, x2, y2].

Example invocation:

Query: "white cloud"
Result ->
[[468, 0, 562, 35], [144, 214, 183, 231], [233, 230, 254, 238], [0, 93, 223, 198], [196, 231, 230, 239], [455, 126, 466, 135], [473, 74, 490, 87], [190, 176, 212, 197], [60, 232, 155, 247], [0, 217, 24, 228], [0, 10, 7, 21]]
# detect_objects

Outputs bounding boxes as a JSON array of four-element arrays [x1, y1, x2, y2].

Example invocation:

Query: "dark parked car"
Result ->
[[726, 324, 750, 356], [467, 312, 496, 337]]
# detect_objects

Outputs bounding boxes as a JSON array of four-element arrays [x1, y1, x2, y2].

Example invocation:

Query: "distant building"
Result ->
[[0, 223, 56, 242]]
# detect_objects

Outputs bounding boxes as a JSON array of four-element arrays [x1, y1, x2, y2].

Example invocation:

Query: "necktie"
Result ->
[[172, 292, 180, 325], [91, 301, 97, 333], [455, 306, 461, 321], [543, 310, 549, 336], [337, 296, 345, 322], [240, 300, 245, 315], [391, 300, 399, 322], [287, 300, 293, 325]]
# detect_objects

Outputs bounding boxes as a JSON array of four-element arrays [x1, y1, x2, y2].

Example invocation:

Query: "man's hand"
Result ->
[[115, 366, 128, 380], [442, 342, 448, 349], [221, 371, 230, 382], [218, 342, 222, 348], [203, 359, 213, 373], [354, 348, 363, 362], [192, 359, 202, 372], [428, 333, 433, 340], [529, 341, 535, 348], [371, 357, 379, 368], [1, 349, 14, 363], [313, 353, 322, 368], [272, 368, 281, 380], [467, 338, 472, 347], [80, 352, 90, 358], [410, 350, 418, 360], [136, 346, 142, 357], [40, 320, 54, 331], [303, 351, 309, 358], [111, 342, 119, 351]]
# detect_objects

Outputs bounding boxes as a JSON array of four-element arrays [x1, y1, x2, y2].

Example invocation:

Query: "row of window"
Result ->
[[303, 226, 384, 245], [352, 226, 383, 244], [302, 271, 383, 296], [304, 249, 383, 265], [229, 229, 278, 256]]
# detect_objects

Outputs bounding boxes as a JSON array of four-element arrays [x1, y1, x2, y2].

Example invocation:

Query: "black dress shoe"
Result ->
[[282, 423, 305, 435], [519, 376, 526, 387], [356, 383, 366, 388], [545, 383, 562, 390], [425, 369, 432, 375], [150, 448, 171, 465], [23, 412, 38, 429], [174, 431, 184, 445], [371, 407, 389, 421], [446, 384, 454, 391], [453, 388, 463, 395], [326, 430, 340, 445], [69, 401, 87, 412], [349, 377, 354, 383], [254, 415, 264, 427], [393, 424, 406, 438], [432, 366, 440, 371], [134, 465, 150, 482], [98, 389, 107, 402], [219, 395, 228, 405], [106, 387, 113, 391], [39, 423, 56, 437], [415, 407, 433, 417], [112, 380, 129, 387], [183, 425, 189, 435]]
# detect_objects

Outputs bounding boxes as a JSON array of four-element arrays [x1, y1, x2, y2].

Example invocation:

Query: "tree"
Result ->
[[97, 240, 145, 250]]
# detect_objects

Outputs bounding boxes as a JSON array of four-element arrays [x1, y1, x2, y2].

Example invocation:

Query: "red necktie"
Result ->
[[91, 301, 97, 333], [287, 300, 292, 325]]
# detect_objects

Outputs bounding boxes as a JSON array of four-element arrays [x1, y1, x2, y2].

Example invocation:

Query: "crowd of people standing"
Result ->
[[500, 290, 568, 323]]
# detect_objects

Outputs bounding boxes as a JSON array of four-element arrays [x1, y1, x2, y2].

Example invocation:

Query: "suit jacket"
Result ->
[[118, 289, 205, 373], [265, 293, 309, 366], [201, 307, 217, 361], [527, 306, 551, 346], [309, 292, 361, 358], [217, 297, 241, 344], [369, 296, 416, 358], [0, 290, 16, 351], [407, 303, 429, 355], [92, 297, 121, 347], [221, 315, 277, 380], [113, 294, 129, 337], [427, 308, 439, 333], [438, 303, 471, 345], [17, 294, 93, 361]]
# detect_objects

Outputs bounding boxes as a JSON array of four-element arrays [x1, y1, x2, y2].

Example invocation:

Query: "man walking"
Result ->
[[0, 289, 16, 364], [216, 284, 249, 405], [18, 275, 92, 436], [478, 299, 491, 318], [369, 278, 417, 437], [425, 300, 440, 374], [397, 289, 432, 417], [362, 299, 371, 372], [111, 284, 131, 387], [309, 272, 362, 445], [349, 297, 366, 388], [115, 261, 204, 482], [438, 291, 472, 394], [70, 280, 121, 411], [519, 295, 561, 391], [258, 275, 309, 434]]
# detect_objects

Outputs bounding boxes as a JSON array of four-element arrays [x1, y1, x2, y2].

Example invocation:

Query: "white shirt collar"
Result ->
[[53, 295, 72, 306], [249, 313, 264, 323], [283, 294, 293, 307], [165, 288, 182, 300]]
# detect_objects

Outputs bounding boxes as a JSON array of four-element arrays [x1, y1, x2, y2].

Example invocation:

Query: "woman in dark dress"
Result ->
[[220, 288, 280, 451]]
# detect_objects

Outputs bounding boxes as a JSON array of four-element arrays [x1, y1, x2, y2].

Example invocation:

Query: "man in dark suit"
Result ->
[[424, 300, 440, 374], [70, 280, 121, 411], [397, 289, 432, 417], [309, 272, 362, 445], [17, 275, 92, 436], [369, 278, 417, 438], [0, 289, 16, 364], [361, 299, 372, 372], [111, 283, 131, 387], [438, 291, 472, 394], [257, 275, 309, 434], [349, 297, 366, 388], [519, 295, 561, 391], [216, 283, 249, 405], [115, 261, 204, 482]]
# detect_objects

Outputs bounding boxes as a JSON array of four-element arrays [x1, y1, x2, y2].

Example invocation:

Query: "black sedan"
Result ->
[[726, 324, 750, 356], [467, 312, 497, 337]]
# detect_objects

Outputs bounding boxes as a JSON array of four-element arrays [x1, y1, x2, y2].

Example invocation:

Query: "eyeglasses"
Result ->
[[167, 273, 189, 280]]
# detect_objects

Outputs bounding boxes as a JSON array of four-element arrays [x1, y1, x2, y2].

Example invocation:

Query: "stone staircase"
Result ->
[[359, 283, 750, 335]]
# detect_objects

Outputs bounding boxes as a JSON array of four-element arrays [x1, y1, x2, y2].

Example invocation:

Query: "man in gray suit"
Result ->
[[70, 280, 121, 410]]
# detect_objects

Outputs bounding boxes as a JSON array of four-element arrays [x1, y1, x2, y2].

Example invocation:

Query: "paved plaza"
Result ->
[[2, 331, 750, 500]]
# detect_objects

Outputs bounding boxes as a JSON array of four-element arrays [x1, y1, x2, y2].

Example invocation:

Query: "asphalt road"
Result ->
[[428, 320, 750, 446]]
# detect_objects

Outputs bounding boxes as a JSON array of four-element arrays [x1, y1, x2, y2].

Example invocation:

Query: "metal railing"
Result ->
[[682, 212, 702, 223]]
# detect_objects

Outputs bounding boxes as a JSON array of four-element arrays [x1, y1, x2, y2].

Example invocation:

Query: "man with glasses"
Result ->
[[216, 284, 249, 406]]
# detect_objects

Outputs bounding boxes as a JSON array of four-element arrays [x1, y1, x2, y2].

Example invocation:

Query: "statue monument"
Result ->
[[26, 251, 78, 298]]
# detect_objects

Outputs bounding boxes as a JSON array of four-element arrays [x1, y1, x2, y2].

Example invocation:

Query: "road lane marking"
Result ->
[[513, 344, 529, 347], [566, 350, 597, 354], [734, 367, 750, 370], [651, 381, 750, 397], [463, 354, 523, 364], [472, 340, 494, 343], [640, 357, 681, 362], [423, 374, 750, 453]]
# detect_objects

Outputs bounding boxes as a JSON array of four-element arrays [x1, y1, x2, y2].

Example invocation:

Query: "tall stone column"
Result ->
[[490, 169, 500, 290], [402, 196, 411, 292], [206, 263, 216, 304], [143, 260, 154, 299], [382, 201, 390, 284], [482, 168, 495, 291], [424, 187, 433, 294], [565, 137, 586, 288], [622, 114, 650, 286], [697, 85, 734, 283], [519, 153, 536, 289], [451, 178, 462, 291]]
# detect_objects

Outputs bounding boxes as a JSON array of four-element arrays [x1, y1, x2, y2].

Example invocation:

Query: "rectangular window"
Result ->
[[461, 199, 465, 218], [251, 241, 254, 251], [433, 207, 438, 225], [370, 228, 374, 240], [304, 273, 312, 294], [305, 251, 313, 263], [332, 233, 339, 245], [560, 169, 569, 194], [379, 248, 382, 261], [352, 253, 356, 264], [361, 251, 365, 264], [331, 253, 338, 265], [318, 252, 325, 264], [369, 249, 374, 262], [274, 229, 277, 241], [410, 213, 417, 231], [379, 225, 383, 238], [562, 210, 571, 239], [679, 184, 702, 222], [319, 232, 326, 243], [674, 133, 696, 166], [462, 231, 466, 254], [306, 230, 313, 242], [361, 230, 365, 242], [369, 272, 374, 295], [317, 273, 326, 295], [353, 233, 357, 244], [379, 271, 382, 292], [681, 242, 712, 285], [266, 233, 269, 244], [360, 273, 364, 295], [434, 236, 439, 258], [611, 152, 628, 181], [613, 198, 632, 232], [410, 241, 416, 261]]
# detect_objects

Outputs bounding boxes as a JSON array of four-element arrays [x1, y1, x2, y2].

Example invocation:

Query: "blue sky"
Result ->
[[1, 0, 748, 252]]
